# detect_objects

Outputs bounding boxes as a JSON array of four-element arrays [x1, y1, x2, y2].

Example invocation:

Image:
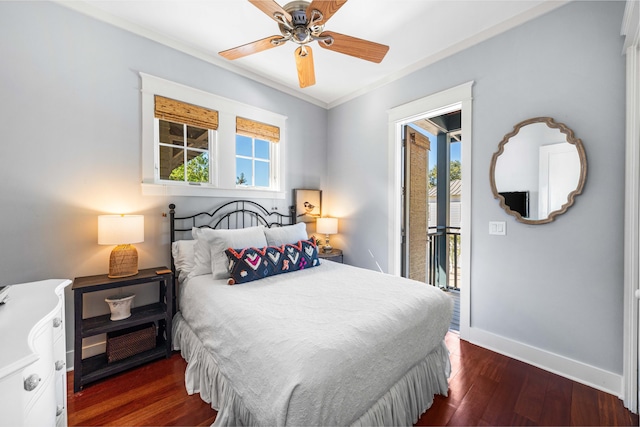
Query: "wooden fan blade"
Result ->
[[317, 31, 389, 63], [219, 35, 284, 60], [306, 0, 348, 25], [295, 46, 316, 88], [249, 0, 291, 24]]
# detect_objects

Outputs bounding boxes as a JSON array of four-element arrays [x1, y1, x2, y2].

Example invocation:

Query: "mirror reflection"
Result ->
[[489, 117, 587, 225]]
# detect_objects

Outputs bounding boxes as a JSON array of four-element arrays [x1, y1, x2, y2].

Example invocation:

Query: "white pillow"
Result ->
[[191, 226, 267, 279], [263, 222, 308, 247], [171, 240, 196, 280]]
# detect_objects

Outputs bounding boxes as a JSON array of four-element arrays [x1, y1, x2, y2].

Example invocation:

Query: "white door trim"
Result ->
[[623, 0, 640, 413], [387, 81, 474, 339]]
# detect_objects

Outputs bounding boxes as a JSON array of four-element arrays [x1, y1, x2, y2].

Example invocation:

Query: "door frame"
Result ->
[[622, 0, 639, 412], [387, 81, 473, 339]]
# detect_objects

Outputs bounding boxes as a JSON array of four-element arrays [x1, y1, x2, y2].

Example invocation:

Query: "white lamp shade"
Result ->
[[316, 217, 338, 235], [98, 215, 144, 245]]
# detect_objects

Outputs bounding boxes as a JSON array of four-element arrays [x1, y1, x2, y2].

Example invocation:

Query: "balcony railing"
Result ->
[[427, 226, 461, 290]]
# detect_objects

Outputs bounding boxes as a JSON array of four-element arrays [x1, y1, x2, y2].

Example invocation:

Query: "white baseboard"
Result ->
[[66, 340, 106, 371], [65, 329, 621, 399], [66, 350, 73, 372], [469, 327, 623, 398]]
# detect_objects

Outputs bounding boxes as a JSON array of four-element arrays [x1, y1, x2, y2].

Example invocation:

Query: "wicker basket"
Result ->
[[106, 323, 156, 363]]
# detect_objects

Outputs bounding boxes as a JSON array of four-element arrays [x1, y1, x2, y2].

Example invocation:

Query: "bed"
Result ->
[[169, 200, 453, 426]]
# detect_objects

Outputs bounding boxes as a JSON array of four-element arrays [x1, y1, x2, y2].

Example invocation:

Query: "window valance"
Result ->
[[236, 117, 280, 143], [154, 95, 219, 130]]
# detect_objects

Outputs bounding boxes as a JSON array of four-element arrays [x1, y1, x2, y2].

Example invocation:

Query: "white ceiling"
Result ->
[[59, 0, 568, 108]]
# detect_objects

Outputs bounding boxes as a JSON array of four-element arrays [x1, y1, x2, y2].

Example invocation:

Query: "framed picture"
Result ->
[[293, 189, 322, 223]]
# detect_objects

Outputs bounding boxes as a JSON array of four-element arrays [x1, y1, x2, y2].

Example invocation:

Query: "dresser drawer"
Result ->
[[23, 370, 56, 427], [55, 366, 66, 426], [23, 319, 55, 409], [54, 334, 67, 426]]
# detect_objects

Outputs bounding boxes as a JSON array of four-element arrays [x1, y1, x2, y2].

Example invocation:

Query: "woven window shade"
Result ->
[[155, 95, 219, 130], [236, 117, 280, 143]]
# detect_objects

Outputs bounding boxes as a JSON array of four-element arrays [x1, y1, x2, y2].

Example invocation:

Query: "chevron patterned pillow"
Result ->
[[225, 238, 320, 285]]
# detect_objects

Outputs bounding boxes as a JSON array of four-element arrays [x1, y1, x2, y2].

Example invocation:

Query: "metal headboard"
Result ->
[[169, 200, 294, 242], [168, 200, 295, 313]]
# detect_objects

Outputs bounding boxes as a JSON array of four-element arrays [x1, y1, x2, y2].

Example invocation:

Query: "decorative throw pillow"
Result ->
[[263, 222, 308, 246], [280, 239, 319, 273], [225, 238, 320, 285], [191, 226, 267, 279]]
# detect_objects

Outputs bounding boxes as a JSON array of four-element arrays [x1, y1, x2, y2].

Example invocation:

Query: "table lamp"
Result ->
[[98, 214, 144, 278], [316, 217, 338, 253]]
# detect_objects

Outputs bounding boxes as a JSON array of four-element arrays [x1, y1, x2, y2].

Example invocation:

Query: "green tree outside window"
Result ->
[[169, 152, 209, 183]]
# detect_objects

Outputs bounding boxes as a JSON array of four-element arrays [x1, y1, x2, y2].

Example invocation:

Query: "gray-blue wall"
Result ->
[[0, 1, 327, 361], [327, 0, 626, 376]]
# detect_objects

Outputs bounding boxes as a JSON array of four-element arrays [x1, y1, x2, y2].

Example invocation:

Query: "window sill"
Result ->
[[141, 182, 286, 199]]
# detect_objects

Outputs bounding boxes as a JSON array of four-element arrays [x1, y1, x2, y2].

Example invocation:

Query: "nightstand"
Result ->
[[318, 248, 343, 263], [72, 267, 173, 392]]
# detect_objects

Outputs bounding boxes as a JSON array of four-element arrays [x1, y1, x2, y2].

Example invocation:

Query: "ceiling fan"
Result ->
[[219, 0, 390, 88]]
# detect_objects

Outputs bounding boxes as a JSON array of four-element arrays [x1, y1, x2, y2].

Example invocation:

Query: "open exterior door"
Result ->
[[402, 125, 430, 282]]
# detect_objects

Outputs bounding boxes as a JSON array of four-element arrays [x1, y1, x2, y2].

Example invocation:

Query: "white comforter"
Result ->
[[178, 260, 452, 426]]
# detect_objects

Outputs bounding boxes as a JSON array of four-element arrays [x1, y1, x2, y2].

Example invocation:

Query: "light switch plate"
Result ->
[[489, 221, 506, 235]]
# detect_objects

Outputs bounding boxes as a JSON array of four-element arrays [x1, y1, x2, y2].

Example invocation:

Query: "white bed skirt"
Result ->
[[173, 312, 451, 426]]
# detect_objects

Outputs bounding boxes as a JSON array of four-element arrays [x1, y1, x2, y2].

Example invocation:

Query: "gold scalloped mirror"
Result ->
[[489, 117, 587, 225]]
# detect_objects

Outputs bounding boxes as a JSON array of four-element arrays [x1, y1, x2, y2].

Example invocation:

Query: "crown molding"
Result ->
[[52, 0, 329, 109], [327, 1, 569, 109]]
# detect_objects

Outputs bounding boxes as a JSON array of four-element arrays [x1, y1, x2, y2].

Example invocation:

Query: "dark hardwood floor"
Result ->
[[68, 332, 638, 426]]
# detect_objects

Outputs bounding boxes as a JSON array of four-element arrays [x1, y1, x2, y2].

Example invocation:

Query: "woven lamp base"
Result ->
[[108, 244, 139, 278]]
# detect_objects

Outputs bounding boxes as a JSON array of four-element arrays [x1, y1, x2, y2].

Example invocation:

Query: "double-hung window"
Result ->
[[236, 135, 270, 187], [235, 117, 280, 189], [155, 96, 218, 185], [140, 73, 286, 198]]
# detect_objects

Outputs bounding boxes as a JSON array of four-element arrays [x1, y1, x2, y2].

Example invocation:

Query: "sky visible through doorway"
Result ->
[[409, 124, 461, 173]]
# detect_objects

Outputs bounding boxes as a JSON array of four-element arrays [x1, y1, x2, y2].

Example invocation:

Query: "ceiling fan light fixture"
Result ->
[[292, 27, 309, 43]]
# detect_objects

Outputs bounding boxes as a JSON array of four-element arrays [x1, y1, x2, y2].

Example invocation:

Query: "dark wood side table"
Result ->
[[318, 248, 343, 263], [72, 267, 173, 392]]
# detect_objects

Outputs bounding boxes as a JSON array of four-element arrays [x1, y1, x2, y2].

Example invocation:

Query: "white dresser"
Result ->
[[0, 279, 71, 427]]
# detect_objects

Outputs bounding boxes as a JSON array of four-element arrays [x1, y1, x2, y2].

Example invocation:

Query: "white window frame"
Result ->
[[235, 135, 273, 189], [140, 72, 286, 199], [157, 121, 216, 186]]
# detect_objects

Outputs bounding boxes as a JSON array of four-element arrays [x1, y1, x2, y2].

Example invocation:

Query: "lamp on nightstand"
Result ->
[[98, 214, 144, 278], [316, 217, 338, 253]]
